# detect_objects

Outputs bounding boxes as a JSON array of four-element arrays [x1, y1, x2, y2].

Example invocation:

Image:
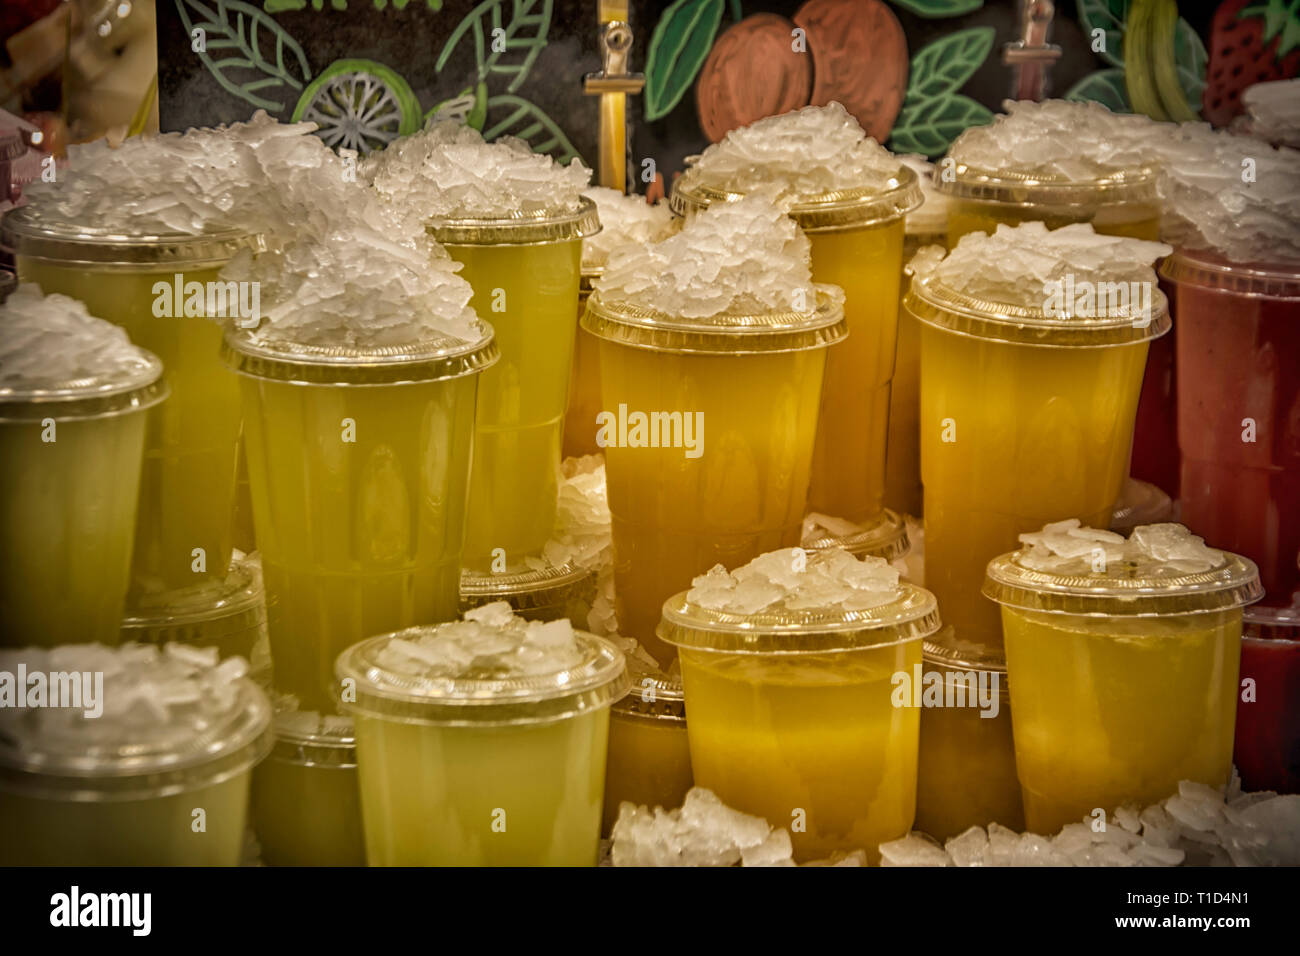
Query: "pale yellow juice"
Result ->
[[601, 670, 692, 834], [563, 283, 603, 459]]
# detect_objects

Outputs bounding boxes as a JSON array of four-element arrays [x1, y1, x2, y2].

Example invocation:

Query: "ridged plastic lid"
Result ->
[[613, 654, 686, 722], [923, 628, 1006, 673], [428, 196, 601, 246], [983, 547, 1263, 617], [122, 554, 266, 634], [1243, 605, 1300, 641], [0, 349, 166, 422], [1109, 478, 1174, 533], [669, 165, 922, 232], [267, 704, 356, 768], [802, 509, 909, 561], [1, 205, 261, 268], [657, 582, 940, 654], [582, 286, 847, 355], [459, 561, 595, 616], [221, 323, 498, 385], [934, 162, 1159, 208], [1159, 248, 1300, 300], [905, 272, 1170, 347], [336, 626, 628, 727]]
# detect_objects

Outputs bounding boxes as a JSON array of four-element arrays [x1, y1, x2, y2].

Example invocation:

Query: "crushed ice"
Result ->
[[581, 188, 677, 272], [1016, 519, 1224, 575], [687, 547, 902, 615]]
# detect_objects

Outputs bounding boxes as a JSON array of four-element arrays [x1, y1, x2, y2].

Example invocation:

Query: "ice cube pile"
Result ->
[[688, 546, 902, 615], [0, 643, 252, 758], [364, 120, 591, 219], [595, 192, 821, 319], [881, 776, 1300, 867], [898, 154, 951, 236], [0, 284, 154, 389], [580, 187, 677, 272], [909, 221, 1171, 313], [373, 601, 587, 681], [689, 102, 902, 198], [610, 787, 795, 866], [530, 456, 617, 635], [1241, 78, 1300, 147], [1016, 519, 1224, 576]]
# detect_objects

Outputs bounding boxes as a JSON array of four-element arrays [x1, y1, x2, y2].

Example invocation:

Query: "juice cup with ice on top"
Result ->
[[120, 552, 273, 688], [584, 194, 846, 662], [907, 222, 1171, 649], [659, 547, 942, 861], [221, 184, 499, 713], [0, 286, 165, 648], [985, 520, 1261, 834], [337, 601, 628, 866], [671, 104, 921, 523], [0, 642, 272, 865], [365, 123, 598, 568], [252, 706, 365, 866], [566, 187, 677, 460], [914, 630, 1024, 840], [1235, 607, 1300, 794]]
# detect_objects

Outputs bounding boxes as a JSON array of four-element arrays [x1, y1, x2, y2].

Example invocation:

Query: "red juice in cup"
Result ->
[[1234, 608, 1300, 794]]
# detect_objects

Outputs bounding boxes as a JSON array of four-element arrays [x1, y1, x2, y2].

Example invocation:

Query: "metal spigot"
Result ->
[[584, 19, 645, 192], [1003, 0, 1062, 101]]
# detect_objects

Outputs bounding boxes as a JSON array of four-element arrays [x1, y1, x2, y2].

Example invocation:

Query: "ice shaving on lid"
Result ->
[[1241, 79, 1300, 146], [1016, 519, 1224, 575], [364, 120, 591, 219], [580, 188, 676, 271], [898, 154, 950, 235], [689, 547, 902, 615], [908, 222, 1171, 313], [690, 102, 902, 198], [595, 192, 826, 319], [0, 284, 155, 388], [0, 642, 253, 753], [373, 601, 587, 680]]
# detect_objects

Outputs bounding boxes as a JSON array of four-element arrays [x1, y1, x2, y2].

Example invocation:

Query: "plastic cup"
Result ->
[[459, 561, 595, 624], [251, 709, 365, 866], [672, 169, 922, 523], [231, 434, 257, 554], [1234, 607, 1300, 794], [583, 289, 846, 663], [802, 509, 910, 563], [601, 657, 692, 836], [985, 542, 1261, 834], [3, 209, 259, 596], [936, 163, 1161, 243], [659, 577, 941, 861], [222, 328, 498, 712], [908, 267, 1168, 649], [914, 632, 1024, 841], [1108, 477, 1174, 534], [431, 202, 599, 567], [1160, 251, 1300, 609], [0, 341, 165, 648], [1129, 277, 1180, 498], [0, 650, 272, 865], [337, 624, 628, 866], [563, 272, 603, 459], [119, 553, 273, 688]]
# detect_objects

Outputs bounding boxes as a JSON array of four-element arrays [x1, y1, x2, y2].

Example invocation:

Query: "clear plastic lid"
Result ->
[[1244, 605, 1300, 642], [984, 543, 1263, 617], [267, 703, 356, 769], [459, 561, 595, 617], [669, 165, 922, 232], [934, 162, 1159, 209], [658, 582, 940, 654], [1159, 248, 1300, 300], [612, 654, 686, 722], [336, 624, 628, 727], [1108, 478, 1174, 533], [0, 349, 166, 422], [905, 271, 1170, 348], [581, 286, 847, 355], [428, 196, 601, 246], [1, 205, 262, 268], [923, 627, 1007, 675], [802, 509, 909, 561], [221, 324, 499, 385]]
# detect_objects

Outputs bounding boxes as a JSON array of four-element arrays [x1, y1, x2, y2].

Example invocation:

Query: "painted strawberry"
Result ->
[[1204, 0, 1300, 127]]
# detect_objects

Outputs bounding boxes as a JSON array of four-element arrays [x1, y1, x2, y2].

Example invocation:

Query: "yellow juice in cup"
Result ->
[[563, 277, 603, 459], [584, 291, 845, 663], [659, 562, 940, 861], [985, 528, 1261, 834], [338, 611, 627, 866], [4, 211, 257, 596], [435, 202, 596, 567], [223, 329, 497, 712]]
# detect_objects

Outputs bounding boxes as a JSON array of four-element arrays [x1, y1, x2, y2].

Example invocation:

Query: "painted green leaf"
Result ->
[[1240, 0, 1300, 57], [901, 27, 995, 104], [436, 0, 553, 94], [1076, 0, 1130, 68], [644, 0, 725, 122], [888, 0, 983, 17], [1064, 66, 1132, 112], [1174, 17, 1207, 113], [889, 93, 993, 157], [176, 0, 312, 112], [482, 93, 580, 164]]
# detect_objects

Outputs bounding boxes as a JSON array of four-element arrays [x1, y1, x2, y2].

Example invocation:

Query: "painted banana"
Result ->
[[1151, 0, 1200, 121], [1125, 0, 1171, 121]]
